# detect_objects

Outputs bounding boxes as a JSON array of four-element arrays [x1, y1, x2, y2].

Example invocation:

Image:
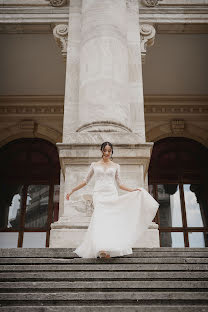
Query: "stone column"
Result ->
[[77, 0, 131, 133], [127, 0, 145, 140], [50, 0, 159, 249], [62, 0, 82, 136]]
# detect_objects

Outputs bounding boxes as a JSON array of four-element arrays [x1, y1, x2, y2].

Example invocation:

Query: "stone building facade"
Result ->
[[0, 0, 207, 249]]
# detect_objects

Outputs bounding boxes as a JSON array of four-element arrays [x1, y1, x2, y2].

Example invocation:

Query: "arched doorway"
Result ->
[[149, 137, 208, 248], [0, 138, 60, 248]]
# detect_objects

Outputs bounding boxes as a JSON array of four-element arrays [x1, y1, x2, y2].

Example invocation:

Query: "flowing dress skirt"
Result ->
[[73, 184, 159, 258]]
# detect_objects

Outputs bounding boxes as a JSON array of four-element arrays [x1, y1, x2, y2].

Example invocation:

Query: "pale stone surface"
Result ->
[[50, 228, 88, 248], [127, 0, 145, 138], [1, 1, 208, 25], [50, 0, 159, 249], [0, 95, 63, 147], [78, 0, 130, 132], [50, 223, 159, 248], [0, 0, 207, 252], [53, 23, 68, 60], [58, 171, 65, 217], [50, 138, 160, 248], [140, 24, 156, 63], [62, 0, 81, 136], [144, 95, 208, 147]]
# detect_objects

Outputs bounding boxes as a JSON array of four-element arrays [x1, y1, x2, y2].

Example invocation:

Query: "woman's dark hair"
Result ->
[[100, 142, 113, 159]]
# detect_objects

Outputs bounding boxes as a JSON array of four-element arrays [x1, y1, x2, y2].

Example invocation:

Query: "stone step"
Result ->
[[1, 291, 208, 303], [1, 271, 208, 281], [0, 307, 208, 312], [1, 249, 207, 310], [1, 248, 208, 258], [0, 263, 208, 271], [1, 257, 208, 264], [2, 307, 208, 312], [1, 280, 208, 291]]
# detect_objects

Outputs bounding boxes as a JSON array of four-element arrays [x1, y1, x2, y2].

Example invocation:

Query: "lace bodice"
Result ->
[[83, 162, 122, 187]]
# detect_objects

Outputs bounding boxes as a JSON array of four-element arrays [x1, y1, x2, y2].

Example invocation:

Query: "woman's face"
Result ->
[[102, 145, 112, 159]]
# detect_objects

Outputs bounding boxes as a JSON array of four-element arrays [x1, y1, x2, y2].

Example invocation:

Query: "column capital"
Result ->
[[49, 0, 68, 7], [140, 24, 156, 64], [53, 24, 68, 60]]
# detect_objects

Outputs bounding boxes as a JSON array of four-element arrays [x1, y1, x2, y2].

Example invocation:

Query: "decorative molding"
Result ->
[[144, 95, 208, 102], [152, 0, 208, 6], [56, 141, 153, 179], [53, 24, 68, 60], [155, 23, 208, 34], [144, 95, 208, 115], [0, 9, 69, 25], [0, 105, 64, 115], [1, 5, 208, 27], [140, 24, 156, 64], [76, 121, 132, 133], [48, 0, 68, 7], [1, 23, 208, 35], [0, 122, 62, 147], [144, 105, 208, 115], [1, 96, 207, 116], [141, 0, 208, 7], [0, 95, 64, 115], [0, 0, 51, 7], [171, 119, 185, 135], [146, 125, 208, 148], [19, 120, 36, 130], [142, 0, 160, 7], [0, 24, 53, 34]]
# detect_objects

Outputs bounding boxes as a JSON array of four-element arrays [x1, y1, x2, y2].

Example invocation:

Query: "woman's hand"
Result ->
[[66, 191, 73, 200], [133, 188, 141, 192]]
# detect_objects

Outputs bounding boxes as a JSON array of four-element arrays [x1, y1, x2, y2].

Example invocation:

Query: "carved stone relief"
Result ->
[[53, 24, 68, 60], [140, 24, 156, 63], [171, 119, 185, 135], [142, 0, 160, 7], [49, 0, 68, 7], [71, 194, 94, 217]]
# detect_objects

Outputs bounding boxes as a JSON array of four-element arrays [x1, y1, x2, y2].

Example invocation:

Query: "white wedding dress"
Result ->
[[73, 162, 159, 258]]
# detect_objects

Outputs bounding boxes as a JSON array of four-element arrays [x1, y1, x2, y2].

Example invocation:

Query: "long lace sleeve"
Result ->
[[83, 162, 94, 185], [115, 164, 123, 186]]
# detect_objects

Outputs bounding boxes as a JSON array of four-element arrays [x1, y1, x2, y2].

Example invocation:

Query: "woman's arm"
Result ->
[[66, 181, 87, 200], [119, 184, 141, 192]]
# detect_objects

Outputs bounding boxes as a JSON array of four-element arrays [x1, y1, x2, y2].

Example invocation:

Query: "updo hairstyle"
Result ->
[[100, 142, 113, 160]]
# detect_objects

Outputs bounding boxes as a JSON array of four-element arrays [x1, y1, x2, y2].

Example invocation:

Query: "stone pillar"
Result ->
[[50, 0, 159, 249], [77, 0, 130, 132], [127, 0, 145, 139], [62, 0, 82, 135]]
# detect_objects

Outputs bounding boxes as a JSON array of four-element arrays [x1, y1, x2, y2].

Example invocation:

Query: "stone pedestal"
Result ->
[[50, 0, 159, 249], [50, 133, 159, 248]]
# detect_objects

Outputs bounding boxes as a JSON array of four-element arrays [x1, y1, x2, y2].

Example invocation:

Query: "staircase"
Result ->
[[0, 248, 208, 311]]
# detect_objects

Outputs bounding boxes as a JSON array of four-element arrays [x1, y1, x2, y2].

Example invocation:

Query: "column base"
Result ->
[[49, 133, 159, 249], [50, 220, 159, 248]]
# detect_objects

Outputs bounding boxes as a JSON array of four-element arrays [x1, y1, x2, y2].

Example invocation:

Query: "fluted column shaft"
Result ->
[[77, 0, 130, 133], [63, 0, 81, 139], [127, 0, 145, 140]]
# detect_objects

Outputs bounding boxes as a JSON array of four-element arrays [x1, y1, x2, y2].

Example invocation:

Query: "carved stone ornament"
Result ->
[[71, 194, 94, 217], [49, 0, 67, 7], [53, 24, 68, 60], [171, 119, 185, 135], [140, 24, 156, 64], [19, 120, 35, 131], [142, 0, 160, 7], [76, 121, 132, 133]]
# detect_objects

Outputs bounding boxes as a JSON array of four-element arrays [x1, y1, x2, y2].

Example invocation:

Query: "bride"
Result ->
[[66, 141, 159, 259]]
